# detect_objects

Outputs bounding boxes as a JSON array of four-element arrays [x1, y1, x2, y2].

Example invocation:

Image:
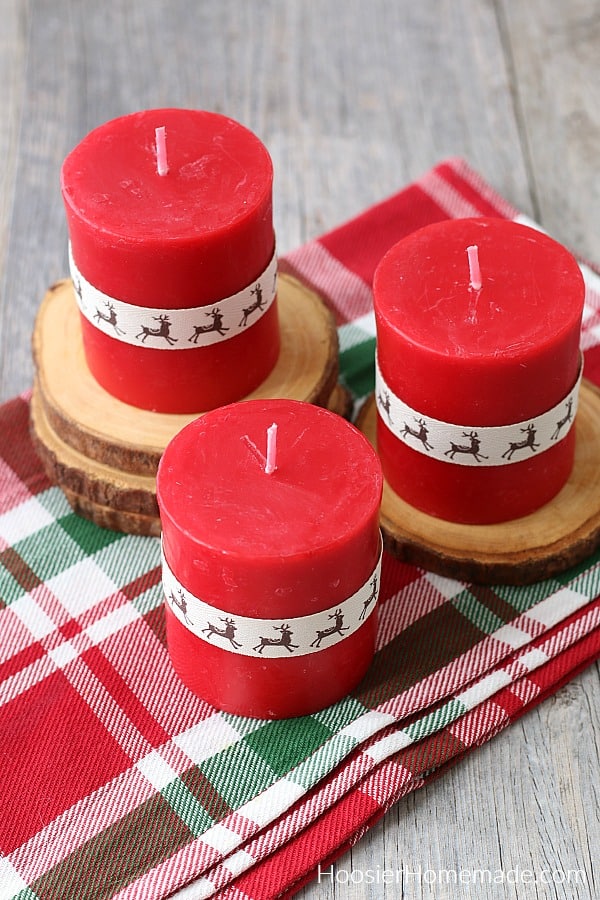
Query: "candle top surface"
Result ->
[[61, 108, 273, 240], [374, 218, 584, 359], [157, 400, 383, 558]]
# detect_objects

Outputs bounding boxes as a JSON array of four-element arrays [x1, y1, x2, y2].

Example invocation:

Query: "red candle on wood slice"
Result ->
[[157, 399, 383, 719], [61, 108, 279, 413], [374, 218, 585, 524]]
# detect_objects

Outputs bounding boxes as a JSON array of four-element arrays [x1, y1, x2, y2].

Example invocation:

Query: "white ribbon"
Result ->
[[69, 243, 277, 349], [162, 540, 382, 658], [375, 357, 582, 467]]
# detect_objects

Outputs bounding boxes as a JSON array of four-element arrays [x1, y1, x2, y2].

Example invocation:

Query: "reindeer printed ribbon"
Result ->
[[161, 541, 382, 658], [375, 357, 583, 467], [68, 243, 278, 349]]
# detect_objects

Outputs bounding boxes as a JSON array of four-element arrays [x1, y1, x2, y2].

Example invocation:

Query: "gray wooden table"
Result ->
[[2, 2, 599, 898]]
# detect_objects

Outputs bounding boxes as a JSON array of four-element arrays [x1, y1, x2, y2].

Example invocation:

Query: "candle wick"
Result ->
[[155, 126, 169, 176], [466, 244, 482, 291], [265, 423, 277, 475]]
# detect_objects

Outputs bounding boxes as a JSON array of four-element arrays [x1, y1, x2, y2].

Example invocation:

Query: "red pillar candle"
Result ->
[[61, 108, 279, 413], [374, 218, 585, 524], [157, 399, 383, 719]]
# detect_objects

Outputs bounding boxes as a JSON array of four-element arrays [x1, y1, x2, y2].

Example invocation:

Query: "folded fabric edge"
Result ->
[[165, 595, 600, 899], [141, 592, 600, 900], [223, 624, 600, 900]]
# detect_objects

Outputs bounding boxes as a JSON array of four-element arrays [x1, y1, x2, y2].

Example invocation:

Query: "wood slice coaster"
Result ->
[[31, 274, 347, 536], [356, 382, 600, 585], [32, 274, 339, 475]]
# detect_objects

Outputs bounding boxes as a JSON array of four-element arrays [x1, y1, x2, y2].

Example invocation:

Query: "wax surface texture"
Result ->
[[61, 108, 279, 412], [374, 217, 585, 523], [157, 399, 383, 718]]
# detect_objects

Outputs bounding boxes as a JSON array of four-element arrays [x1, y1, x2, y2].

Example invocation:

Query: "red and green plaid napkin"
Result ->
[[2, 159, 600, 900]]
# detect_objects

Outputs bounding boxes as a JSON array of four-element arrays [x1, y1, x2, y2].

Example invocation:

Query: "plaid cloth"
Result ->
[[2, 158, 600, 900]]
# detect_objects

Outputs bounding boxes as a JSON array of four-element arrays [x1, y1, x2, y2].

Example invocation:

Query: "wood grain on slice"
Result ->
[[30, 382, 159, 516], [61, 488, 161, 537], [357, 382, 600, 584], [32, 273, 339, 476], [31, 336, 349, 537]]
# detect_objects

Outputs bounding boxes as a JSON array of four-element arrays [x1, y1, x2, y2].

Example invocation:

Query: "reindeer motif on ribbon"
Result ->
[[402, 417, 434, 452], [202, 617, 242, 649], [169, 589, 192, 626], [188, 307, 229, 342], [136, 314, 178, 345], [94, 301, 126, 335], [551, 398, 574, 441], [445, 431, 488, 463], [359, 575, 379, 622], [310, 609, 349, 648], [239, 283, 267, 327], [502, 423, 539, 460], [253, 624, 299, 654], [377, 390, 393, 425]]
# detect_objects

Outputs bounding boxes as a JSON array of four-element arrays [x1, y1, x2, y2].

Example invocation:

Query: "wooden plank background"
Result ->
[[1, 1, 599, 897]]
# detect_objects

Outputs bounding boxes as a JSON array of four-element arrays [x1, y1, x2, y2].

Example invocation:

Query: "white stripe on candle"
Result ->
[[375, 356, 582, 467], [69, 244, 278, 350], [162, 539, 382, 657]]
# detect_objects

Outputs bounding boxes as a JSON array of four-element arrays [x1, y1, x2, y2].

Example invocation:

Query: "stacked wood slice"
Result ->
[[31, 274, 350, 536], [357, 387, 600, 584]]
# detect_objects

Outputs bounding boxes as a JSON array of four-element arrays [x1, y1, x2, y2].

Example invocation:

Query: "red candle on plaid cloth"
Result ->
[[374, 218, 585, 523], [157, 399, 383, 718], [61, 108, 279, 413]]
